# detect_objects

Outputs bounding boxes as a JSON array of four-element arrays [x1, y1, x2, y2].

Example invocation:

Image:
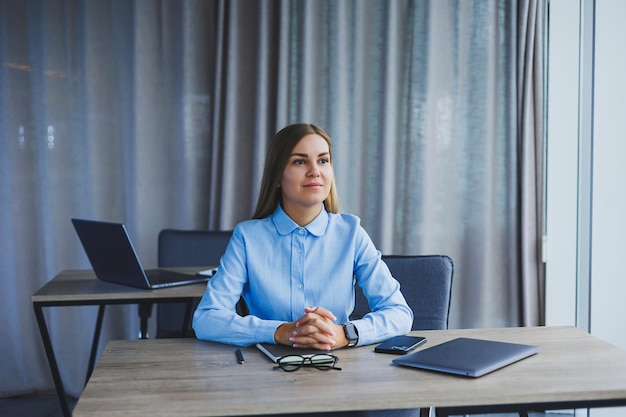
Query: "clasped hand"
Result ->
[[274, 306, 348, 351]]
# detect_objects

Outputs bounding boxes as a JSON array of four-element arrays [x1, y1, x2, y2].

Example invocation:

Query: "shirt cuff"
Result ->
[[255, 319, 286, 344]]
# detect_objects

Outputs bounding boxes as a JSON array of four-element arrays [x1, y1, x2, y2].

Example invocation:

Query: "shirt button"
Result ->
[[299, 228, 305, 235], [297, 284, 302, 289]]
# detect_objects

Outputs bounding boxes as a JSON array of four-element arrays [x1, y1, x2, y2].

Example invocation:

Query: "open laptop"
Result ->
[[71, 218, 212, 289], [392, 337, 539, 378]]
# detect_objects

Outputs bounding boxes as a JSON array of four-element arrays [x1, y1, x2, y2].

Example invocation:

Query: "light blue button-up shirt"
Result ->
[[192, 205, 413, 347]]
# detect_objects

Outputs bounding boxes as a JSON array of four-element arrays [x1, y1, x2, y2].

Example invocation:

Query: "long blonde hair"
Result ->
[[252, 123, 340, 219]]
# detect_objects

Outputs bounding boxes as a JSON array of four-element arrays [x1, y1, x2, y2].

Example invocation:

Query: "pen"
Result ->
[[235, 348, 245, 364]]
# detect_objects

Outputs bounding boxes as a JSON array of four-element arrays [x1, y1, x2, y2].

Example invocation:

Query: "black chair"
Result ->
[[156, 229, 233, 338], [351, 255, 454, 331]]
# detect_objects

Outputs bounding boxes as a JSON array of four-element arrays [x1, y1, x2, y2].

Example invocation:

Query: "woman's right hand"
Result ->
[[274, 306, 348, 350]]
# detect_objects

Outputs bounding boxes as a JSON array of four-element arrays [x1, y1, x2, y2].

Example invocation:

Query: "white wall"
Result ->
[[546, 0, 626, 416]]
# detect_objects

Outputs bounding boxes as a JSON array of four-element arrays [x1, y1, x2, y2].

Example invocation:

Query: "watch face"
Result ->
[[344, 323, 358, 344]]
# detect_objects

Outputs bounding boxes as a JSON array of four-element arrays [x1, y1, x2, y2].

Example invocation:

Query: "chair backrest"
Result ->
[[156, 229, 233, 338], [158, 229, 233, 268], [351, 255, 454, 330]]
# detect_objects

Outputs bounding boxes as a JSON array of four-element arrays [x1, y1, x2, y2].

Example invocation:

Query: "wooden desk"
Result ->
[[73, 326, 626, 417], [32, 269, 208, 417]]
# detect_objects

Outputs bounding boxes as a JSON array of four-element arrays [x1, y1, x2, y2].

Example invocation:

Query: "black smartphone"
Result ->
[[374, 335, 426, 354]]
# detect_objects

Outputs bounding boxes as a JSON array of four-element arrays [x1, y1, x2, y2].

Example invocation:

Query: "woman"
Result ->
[[192, 123, 413, 350]]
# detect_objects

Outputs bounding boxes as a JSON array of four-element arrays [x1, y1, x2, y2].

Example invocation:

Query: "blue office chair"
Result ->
[[351, 255, 454, 331], [156, 229, 233, 338]]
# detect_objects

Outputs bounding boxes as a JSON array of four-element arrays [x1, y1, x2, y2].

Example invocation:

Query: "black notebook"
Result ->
[[256, 343, 331, 363], [392, 337, 539, 378]]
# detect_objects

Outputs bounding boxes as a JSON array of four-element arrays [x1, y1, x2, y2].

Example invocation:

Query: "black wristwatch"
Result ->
[[343, 322, 359, 347]]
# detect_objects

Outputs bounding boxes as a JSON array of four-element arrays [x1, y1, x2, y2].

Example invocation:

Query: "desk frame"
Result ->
[[32, 270, 207, 417]]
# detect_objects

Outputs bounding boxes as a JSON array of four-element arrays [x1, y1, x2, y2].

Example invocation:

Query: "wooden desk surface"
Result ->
[[73, 326, 626, 417], [32, 269, 208, 304]]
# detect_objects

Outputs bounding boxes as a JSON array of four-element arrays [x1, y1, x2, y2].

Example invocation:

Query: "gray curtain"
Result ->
[[0, 0, 544, 398]]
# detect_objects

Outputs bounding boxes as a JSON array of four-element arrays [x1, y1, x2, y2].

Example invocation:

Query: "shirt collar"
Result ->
[[272, 204, 328, 237]]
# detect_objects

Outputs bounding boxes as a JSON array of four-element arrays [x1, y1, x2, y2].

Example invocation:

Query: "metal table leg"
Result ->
[[85, 305, 106, 384], [33, 303, 73, 417], [181, 299, 194, 337], [138, 302, 152, 339]]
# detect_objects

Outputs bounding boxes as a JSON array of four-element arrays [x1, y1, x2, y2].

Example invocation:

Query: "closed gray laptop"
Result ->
[[392, 337, 539, 377], [72, 218, 211, 289]]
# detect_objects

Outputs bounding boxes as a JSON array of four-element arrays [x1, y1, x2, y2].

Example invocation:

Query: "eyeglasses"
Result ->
[[273, 354, 342, 372]]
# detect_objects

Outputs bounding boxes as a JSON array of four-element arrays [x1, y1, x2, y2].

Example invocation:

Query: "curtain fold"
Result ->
[[516, 0, 545, 326], [0, 0, 544, 397]]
